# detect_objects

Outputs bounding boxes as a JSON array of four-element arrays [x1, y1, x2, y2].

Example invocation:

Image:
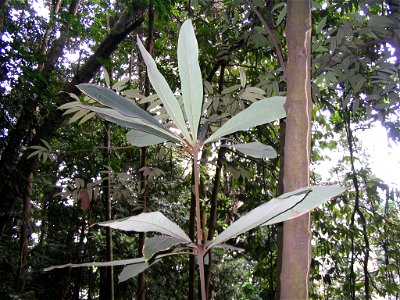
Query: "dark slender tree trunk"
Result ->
[[344, 109, 370, 300], [137, 4, 154, 298], [16, 173, 32, 294], [100, 121, 114, 300], [279, 1, 312, 298]]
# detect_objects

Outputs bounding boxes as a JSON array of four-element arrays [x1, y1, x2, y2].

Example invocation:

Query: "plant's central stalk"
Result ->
[[190, 141, 207, 300]]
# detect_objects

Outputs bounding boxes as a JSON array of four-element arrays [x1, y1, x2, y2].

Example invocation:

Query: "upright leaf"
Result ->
[[99, 212, 192, 242], [178, 19, 203, 140], [137, 37, 192, 143], [206, 185, 344, 249], [204, 96, 286, 143]]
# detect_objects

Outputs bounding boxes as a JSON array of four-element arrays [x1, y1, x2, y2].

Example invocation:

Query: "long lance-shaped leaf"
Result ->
[[43, 257, 146, 271], [206, 185, 344, 249], [77, 84, 164, 129], [126, 129, 167, 147], [137, 37, 192, 143], [204, 96, 286, 144], [221, 142, 277, 158], [261, 185, 345, 225], [96, 112, 181, 144], [143, 235, 191, 261], [99, 212, 192, 242], [75, 103, 183, 144], [178, 19, 203, 140]]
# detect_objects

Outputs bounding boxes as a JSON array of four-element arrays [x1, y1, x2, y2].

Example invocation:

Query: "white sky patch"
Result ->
[[31, 0, 49, 20], [357, 122, 400, 188], [313, 121, 400, 189]]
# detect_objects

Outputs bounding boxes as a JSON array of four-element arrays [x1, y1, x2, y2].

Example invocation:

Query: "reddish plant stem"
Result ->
[[192, 146, 206, 300]]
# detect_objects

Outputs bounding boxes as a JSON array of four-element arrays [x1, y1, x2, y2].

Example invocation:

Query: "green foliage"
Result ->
[[1, 0, 399, 298]]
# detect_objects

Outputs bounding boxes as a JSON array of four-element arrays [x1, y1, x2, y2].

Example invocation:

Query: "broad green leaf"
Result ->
[[261, 186, 344, 225], [221, 142, 277, 158], [178, 19, 203, 140], [206, 185, 344, 249], [75, 104, 183, 144], [118, 250, 186, 282], [43, 257, 146, 271], [118, 261, 155, 282], [77, 84, 163, 129], [204, 96, 286, 144], [126, 129, 167, 147], [143, 235, 190, 260], [98, 211, 192, 242], [137, 37, 192, 143]]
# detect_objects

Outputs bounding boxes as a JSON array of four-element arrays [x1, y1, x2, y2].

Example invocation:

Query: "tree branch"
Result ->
[[244, 0, 287, 78]]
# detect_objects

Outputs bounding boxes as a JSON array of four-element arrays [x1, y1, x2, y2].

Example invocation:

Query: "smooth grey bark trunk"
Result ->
[[279, 0, 312, 299]]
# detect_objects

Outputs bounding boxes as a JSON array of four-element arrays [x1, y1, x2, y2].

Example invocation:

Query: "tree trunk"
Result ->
[[100, 121, 114, 300], [0, 6, 145, 234], [16, 173, 32, 294], [279, 1, 312, 299], [137, 4, 154, 298], [275, 119, 286, 299]]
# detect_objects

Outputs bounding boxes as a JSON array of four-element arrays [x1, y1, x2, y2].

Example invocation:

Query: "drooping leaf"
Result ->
[[143, 235, 191, 260], [212, 243, 245, 252], [206, 185, 344, 249], [118, 261, 154, 282], [74, 103, 183, 144], [204, 96, 286, 144], [77, 84, 163, 129], [178, 19, 203, 140], [98, 211, 192, 242], [126, 129, 167, 147], [221, 142, 277, 158], [43, 257, 146, 272], [137, 37, 192, 143]]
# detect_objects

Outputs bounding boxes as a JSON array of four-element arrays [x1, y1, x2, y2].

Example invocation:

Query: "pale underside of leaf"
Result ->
[[75, 103, 183, 144], [143, 235, 191, 261], [43, 257, 146, 272], [206, 185, 344, 249], [126, 129, 167, 147], [77, 84, 163, 129], [178, 19, 203, 140], [118, 261, 155, 282], [98, 211, 192, 242], [204, 96, 286, 144], [137, 37, 192, 143], [221, 141, 277, 158]]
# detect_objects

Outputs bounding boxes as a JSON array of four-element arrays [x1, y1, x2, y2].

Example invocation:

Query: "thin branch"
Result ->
[[244, 0, 287, 78]]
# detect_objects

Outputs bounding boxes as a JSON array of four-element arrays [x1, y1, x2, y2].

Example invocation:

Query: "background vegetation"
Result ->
[[0, 0, 399, 299]]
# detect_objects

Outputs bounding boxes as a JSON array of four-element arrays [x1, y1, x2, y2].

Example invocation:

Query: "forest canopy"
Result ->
[[0, 0, 399, 299]]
